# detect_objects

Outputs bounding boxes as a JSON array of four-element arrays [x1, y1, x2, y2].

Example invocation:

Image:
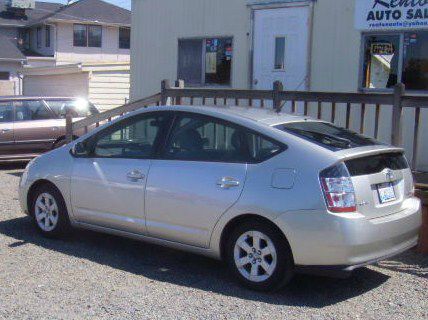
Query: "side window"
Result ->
[[91, 114, 169, 159], [14, 100, 53, 121], [164, 114, 283, 163], [247, 133, 283, 163], [0, 102, 13, 123], [45, 99, 99, 118]]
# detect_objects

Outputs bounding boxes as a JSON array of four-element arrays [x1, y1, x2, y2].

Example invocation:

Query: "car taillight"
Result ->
[[320, 163, 356, 213]]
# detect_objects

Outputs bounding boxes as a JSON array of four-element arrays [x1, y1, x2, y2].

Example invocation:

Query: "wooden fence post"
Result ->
[[273, 81, 284, 113], [160, 79, 170, 105], [65, 110, 73, 143], [175, 79, 185, 105], [391, 83, 405, 146]]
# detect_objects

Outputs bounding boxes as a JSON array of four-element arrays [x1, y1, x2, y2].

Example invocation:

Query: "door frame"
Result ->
[[248, 1, 314, 90]]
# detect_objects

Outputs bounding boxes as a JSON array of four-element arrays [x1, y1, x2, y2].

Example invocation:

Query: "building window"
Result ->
[[73, 24, 102, 48], [45, 25, 50, 47], [362, 32, 428, 91], [88, 25, 102, 47], [36, 27, 42, 48], [0, 72, 10, 80], [274, 37, 286, 70], [73, 24, 87, 47], [119, 27, 130, 49], [178, 37, 233, 86]]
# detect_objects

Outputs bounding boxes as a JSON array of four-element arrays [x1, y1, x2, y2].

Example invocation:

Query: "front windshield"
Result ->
[[45, 99, 99, 118], [275, 121, 382, 151]]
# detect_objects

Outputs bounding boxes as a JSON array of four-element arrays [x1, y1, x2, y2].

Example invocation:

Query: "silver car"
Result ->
[[19, 105, 422, 291]]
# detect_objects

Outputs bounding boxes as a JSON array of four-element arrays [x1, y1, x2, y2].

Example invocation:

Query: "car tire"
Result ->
[[225, 220, 294, 292], [29, 184, 72, 238]]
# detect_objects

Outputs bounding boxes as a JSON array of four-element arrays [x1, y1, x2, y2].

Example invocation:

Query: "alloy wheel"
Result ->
[[34, 193, 59, 232], [233, 230, 277, 283]]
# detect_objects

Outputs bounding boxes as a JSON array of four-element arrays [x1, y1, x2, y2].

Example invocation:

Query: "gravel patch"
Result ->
[[0, 164, 427, 320]]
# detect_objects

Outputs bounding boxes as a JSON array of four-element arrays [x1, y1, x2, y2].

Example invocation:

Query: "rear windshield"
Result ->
[[345, 152, 408, 176], [275, 121, 382, 151], [45, 99, 99, 118]]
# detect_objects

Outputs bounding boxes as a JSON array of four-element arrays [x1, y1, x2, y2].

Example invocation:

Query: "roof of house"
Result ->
[[0, 0, 130, 27], [0, 1, 62, 27], [0, 34, 26, 61], [45, 0, 131, 26]]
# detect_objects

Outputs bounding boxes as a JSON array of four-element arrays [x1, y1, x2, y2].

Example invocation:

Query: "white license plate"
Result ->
[[377, 183, 396, 204]]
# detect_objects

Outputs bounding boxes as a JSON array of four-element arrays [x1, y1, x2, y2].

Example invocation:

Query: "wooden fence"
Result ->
[[68, 79, 428, 171]]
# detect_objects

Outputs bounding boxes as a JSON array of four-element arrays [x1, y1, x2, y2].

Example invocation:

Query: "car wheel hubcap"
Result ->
[[34, 193, 59, 232], [233, 230, 277, 283]]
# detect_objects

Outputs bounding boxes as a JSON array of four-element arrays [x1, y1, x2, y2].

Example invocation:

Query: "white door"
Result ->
[[253, 6, 310, 91]]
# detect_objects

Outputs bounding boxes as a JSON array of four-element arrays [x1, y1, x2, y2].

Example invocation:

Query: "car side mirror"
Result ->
[[70, 141, 89, 157]]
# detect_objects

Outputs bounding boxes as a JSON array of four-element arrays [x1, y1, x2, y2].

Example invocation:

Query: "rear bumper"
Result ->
[[275, 197, 422, 270], [295, 236, 418, 278]]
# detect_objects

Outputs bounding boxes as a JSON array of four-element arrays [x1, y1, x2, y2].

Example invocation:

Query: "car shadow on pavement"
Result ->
[[376, 251, 428, 279], [0, 163, 26, 177], [0, 216, 390, 308]]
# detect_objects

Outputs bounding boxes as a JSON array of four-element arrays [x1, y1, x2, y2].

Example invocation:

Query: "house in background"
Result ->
[[0, 0, 131, 110], [0, 34, 26, 95]]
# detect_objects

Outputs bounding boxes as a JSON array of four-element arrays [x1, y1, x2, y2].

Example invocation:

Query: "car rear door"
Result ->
[[13, 99, 60, 155], [70, 112, 173, 234], [0, 100, 15, 156], [145, 113, 254, 248]]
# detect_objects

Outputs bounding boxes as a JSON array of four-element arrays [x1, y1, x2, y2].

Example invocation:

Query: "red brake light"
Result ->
[[320, 163, 356, 213]]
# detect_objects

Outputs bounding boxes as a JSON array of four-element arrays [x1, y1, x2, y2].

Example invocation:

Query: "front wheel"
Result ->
[[30, 184, 71, 237], [226, 220, 294, 291]]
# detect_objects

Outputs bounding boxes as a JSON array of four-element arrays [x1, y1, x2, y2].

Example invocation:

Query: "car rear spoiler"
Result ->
[[334, 146, 404, 162]]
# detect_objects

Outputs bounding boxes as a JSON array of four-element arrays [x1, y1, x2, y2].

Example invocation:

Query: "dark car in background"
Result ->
[[0, 97, 99, 161]]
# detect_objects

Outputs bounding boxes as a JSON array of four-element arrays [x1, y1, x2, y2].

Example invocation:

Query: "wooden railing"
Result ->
[[67, 79, 428, 172]]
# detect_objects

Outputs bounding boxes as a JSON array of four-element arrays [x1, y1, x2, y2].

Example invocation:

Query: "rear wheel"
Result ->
[[225, 220, 294, 291], [30, 184, 71, 237]]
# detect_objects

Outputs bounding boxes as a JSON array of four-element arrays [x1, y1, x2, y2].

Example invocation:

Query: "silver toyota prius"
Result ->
[[19, 105, 422, 291]]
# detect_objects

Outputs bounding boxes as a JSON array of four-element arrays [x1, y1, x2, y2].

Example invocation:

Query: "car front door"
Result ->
[[70, 112, 172, 234], [0, 101, 15, 156], [13, 99, 60, 155], [145, 113, 251, 248]]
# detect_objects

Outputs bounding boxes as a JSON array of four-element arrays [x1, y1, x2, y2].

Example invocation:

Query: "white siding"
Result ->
[[56, 23, 130, 64], [130, 0, 428, 170], [130, 0, 251, 99], [29, 25, 55, 57], [23, 73, 89, 97], [89, 70, 130, 111], [0, 61, 22, 95], [310, 0, 360, 92]]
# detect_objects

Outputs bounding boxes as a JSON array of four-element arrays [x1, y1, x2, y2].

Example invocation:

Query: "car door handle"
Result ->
[[126, 170, 145, 182], [217, 177, 240, 189]]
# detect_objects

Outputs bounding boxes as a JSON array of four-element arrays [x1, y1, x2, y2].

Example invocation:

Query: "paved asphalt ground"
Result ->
[[0, 164, 427, 320]]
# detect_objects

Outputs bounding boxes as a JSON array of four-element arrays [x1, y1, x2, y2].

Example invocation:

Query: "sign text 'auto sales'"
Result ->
[[355, 0, 428, 30]]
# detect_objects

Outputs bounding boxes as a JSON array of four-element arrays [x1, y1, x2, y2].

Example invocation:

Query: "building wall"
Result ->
[[0, 61, 22, 95], [55, 23, 130, 64], [0, 26, 19, 44], [310, 0, 360, 92], [130, 0, 428, 170], [88, 69, 130, 111], [23, 72, 89, 97], [29, 25, 55, 56], [131, 0, 251, 99]]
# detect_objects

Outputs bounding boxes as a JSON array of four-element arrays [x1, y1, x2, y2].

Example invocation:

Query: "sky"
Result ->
[[47, 0, 131, 10]]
